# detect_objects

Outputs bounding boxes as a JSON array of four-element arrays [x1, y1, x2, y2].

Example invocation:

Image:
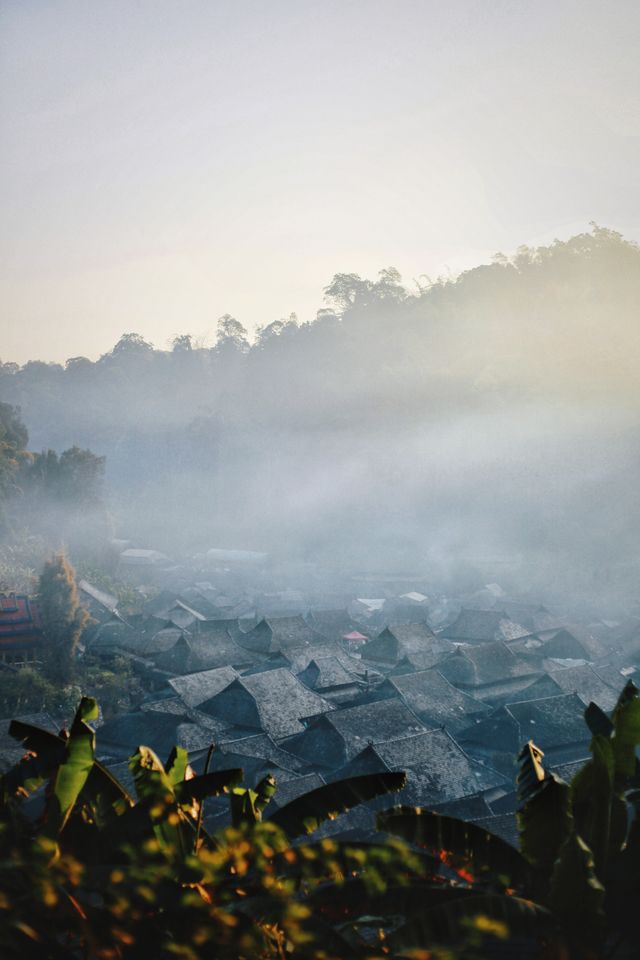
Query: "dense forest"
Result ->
[[2, 226, 640, 599]]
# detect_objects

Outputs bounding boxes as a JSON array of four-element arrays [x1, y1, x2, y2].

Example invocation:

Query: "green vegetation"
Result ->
[[1, 682, 639, 958], [37, 553, 89, 683]]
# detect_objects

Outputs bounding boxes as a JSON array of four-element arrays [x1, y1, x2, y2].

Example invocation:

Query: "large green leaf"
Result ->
[[41, 697, 99, 840], [129, 745, 188, 856], [516, 740, 572, 879], [584, 701, 614, 739], [610, 684, 640, 784], [548, 831, 606, 951], [4, 717, 133, 815], [570, 735, 619, 875], [387, 891, 553, 950], [165, 745, 189, 786], [378, 806, 530, 890], [174, 768, 243, 804], [269, 772, 406, 838]]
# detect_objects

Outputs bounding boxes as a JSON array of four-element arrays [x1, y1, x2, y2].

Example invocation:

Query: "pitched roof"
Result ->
[[506, 694, 589, 749], [169, 666, 239, 709], [306, 609, 361, 641], [0, 712, 57, 771], [438, 642, 535, 688], [539, 626, 607, 662], [239, 616, 322, 654], [324, 698, 426, 761], [78, 579, 119, 614], [97, 711, 219, 760], [373, 730, 488, 806], [282, 698, 427, 770], [297, 656, 363, 692], [0, 594, 44, 649], [388, 669, 489, 734], [201, 668, 334, 740], [360, 622, 445, 665], [215, 733, 310, 774], [441, 609, 530, 643], [267, 773, 326, 809], [459, 693, 589, 757], [547, 664, 620, 711]]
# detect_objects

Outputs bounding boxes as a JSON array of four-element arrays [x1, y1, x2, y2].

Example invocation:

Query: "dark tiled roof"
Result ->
[[0, 712, 57, 771], [297, 656, 364, 692], [373, 730, 489, 806], [441, 609, 530, 643], [506, 694, 589, 749], [430, 793, 493, 820], [169, 666, 239, 708], [389, 669, 489, 734], [96, 711, 220, 760], [267, 773, 326, 809], [201, 668, 334, 740], [438, 642, 535, 688], [548, 664, 620, 710], [240, 616, 322, 654], [472, 813, 519, 848], [305, 609, 360, 640], [539, 626, 606, 662], [360, 622, 443, 665], [325, 699, 426, 761]]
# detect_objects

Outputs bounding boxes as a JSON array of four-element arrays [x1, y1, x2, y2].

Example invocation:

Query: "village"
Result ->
[[2, 543, 639, 848]]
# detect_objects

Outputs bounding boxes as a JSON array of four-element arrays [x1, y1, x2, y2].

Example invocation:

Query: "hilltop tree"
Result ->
[[38, 553, 89, 682]]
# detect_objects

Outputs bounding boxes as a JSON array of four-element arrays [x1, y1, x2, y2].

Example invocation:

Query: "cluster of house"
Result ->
[[2, 575, 640, 845]]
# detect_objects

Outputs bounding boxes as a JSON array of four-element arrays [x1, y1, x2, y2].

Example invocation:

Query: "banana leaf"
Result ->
[[378, 806, 530, 889], [41, 696, 99, 839], [548, 831, 606, 951], [269, 772, 406, 837], [516, 748, 572, 878], [388, 891, 553, 951]]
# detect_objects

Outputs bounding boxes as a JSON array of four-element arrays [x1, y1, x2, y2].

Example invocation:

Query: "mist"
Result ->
[[1, 226, 639, 611]]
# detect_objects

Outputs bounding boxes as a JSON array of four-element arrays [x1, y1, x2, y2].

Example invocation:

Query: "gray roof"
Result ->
[[297, 656, 364, 692], [459, 693, 589, 757], [267, 773, 326, 809], [472, 813, 519, 848], [282, 698, 427, 770], [373, 730, 489, 806], [360, 622, 443, 665], [548, 664, 621, 710], [139, 696, 190, 715], [438, 642, 536, 688], [306, 609, 362, 641], [78, 579, 119, 614], [239, 616, 322, 654], [388, 669, 489, 734], [0, 712, 58, 771], [96, 711, 220, 760], [169, 666, 239, 708], [201, 668, 334, 740], [216, 732, 310, 773], [539, 626, 606, 662], [325, 698, 426, 761], [507, 693, 589, 749], [441, 609, 530, 643]]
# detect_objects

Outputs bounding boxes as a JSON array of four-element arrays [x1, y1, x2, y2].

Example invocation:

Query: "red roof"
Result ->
[[343, 630, 368, 641], [0, 594, 44, 648]]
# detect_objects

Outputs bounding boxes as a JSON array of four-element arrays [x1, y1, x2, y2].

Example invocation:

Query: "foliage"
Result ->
[[1, 681, 640, 957], [37, 553, 89, 683]]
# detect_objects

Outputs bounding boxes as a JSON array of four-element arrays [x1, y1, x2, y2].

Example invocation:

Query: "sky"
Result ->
[[1, 0, 639, 364]]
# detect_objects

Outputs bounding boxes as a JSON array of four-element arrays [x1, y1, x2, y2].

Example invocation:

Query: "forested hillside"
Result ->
[[2, 226, 639, 595]]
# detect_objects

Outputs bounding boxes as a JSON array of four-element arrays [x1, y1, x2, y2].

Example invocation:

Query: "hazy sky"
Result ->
[[1, 0, 639, 364]]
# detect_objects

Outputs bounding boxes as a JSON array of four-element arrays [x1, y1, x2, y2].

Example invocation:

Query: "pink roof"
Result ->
[[343, 630, 367, 641]]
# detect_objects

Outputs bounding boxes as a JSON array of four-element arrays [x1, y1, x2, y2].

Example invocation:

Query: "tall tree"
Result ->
[[38, 553, 89, 683]]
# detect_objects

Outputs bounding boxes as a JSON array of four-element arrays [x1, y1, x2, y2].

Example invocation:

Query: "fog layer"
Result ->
[[2, 227, 639, 602]]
